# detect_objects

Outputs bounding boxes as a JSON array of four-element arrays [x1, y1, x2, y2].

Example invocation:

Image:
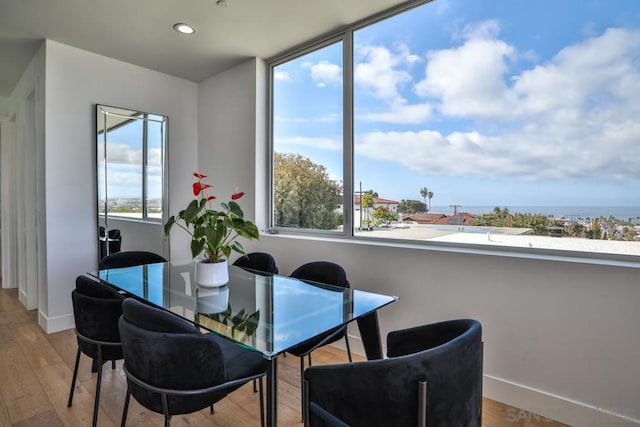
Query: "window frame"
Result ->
[[266, 0, 640, 267]]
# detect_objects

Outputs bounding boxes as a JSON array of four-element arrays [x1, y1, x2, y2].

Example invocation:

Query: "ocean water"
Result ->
[[429, 206, 640, 221]]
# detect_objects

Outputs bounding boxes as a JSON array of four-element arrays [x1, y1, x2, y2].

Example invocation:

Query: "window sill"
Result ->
[[261, 229, 640, 269]]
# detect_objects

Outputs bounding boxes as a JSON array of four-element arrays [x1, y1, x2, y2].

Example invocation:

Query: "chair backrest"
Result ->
[[71, 275, 124, 360], [118, 298, 227, 415], [305, 319, 483, 427], [289, 261, 350, 289], [99, 250, 167, 270], [233, 252, 279, 274]]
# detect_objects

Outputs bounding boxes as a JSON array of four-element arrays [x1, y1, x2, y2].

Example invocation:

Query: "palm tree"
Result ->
[[427, 191, 433, 213], [419, 187, 429, 212]]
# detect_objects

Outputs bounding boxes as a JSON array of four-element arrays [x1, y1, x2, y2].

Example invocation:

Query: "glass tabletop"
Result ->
[[89, 260, 397, 359]]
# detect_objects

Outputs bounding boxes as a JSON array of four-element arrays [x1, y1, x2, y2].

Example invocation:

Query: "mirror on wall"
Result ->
[[96, 105, 169, 263]]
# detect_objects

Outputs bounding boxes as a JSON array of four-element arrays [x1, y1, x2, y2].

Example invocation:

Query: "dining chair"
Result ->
[[233, 252, 279, 275], [118, 298, 267, 427], [99, 226, 122, 258], [287, 261, 353, 420], [303, 318, 483, 427], [68, 275, 125, 427], [99, 250, 167, 269]]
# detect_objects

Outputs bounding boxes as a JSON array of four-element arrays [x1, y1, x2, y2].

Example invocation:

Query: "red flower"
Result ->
[[193, 182, 212, 196], [231, 191, 245, 200], [206, 196, 217, 202], [193, 172, 207, 179]]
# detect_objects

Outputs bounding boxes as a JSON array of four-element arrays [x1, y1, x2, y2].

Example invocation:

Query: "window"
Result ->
[[271, 40, 346, 231], [270, 0, 640, 259]]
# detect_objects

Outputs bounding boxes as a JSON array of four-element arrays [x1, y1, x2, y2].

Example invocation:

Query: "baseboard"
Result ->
[[18, 288, 27, 306], [38, 310, 75, 334], [483, 375, 640, 426]]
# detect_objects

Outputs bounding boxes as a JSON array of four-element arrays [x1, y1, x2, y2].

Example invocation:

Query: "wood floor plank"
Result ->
[[0, 343, 52, 424]]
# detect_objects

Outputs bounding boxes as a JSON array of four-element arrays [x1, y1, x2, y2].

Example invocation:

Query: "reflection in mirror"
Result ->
[[96, 105, 169, 263]]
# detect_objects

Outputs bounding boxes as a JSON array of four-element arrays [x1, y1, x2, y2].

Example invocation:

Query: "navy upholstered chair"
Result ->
[[287, 261, 353, 419], [303, 319, 483, 427], [233, 252, 279, 275], [118, 298, 267, 426], [99, 250, 167, 270], [68, 275, 125, 427]]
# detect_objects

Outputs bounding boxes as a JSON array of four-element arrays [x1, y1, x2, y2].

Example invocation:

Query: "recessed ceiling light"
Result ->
[[217, 0, 228, 7], [173, 23, 196, 34]]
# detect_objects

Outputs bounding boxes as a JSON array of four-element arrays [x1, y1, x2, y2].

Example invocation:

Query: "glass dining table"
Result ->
[[89, 260, 397, 427]]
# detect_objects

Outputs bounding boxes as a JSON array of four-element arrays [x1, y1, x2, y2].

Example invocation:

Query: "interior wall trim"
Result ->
[[483, 375, 640, 426], [38, 310, 75, 334]]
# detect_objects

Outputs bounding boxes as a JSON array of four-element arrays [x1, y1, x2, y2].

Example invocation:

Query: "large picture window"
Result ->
[[271, 40, 345, 231], [270, 0, 640, 260]]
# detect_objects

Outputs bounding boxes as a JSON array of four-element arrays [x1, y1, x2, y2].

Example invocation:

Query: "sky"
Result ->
[[273, 0, 640, 210], [98, 115, 164, 201]]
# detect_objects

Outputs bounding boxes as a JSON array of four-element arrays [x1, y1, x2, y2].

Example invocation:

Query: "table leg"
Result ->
[[266, 357, 278, 427], [356, 311, 383, 360]]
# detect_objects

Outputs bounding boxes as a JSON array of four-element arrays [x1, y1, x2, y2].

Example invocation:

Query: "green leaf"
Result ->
[[222, 246, 232, 259], [231, 241, 246, 256], [183, 199, 202, 224], [244, 310, 260, 336], [164, 216, 175, 235], [231, 309, 246, 327], [228, 201, 244, 218], [190, 239, 204, 258]]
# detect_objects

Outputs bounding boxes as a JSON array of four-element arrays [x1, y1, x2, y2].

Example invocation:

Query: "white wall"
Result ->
[[106, 218, 165, 255], [0, 96, 9, 117], [40, 40, 198, 332], [3, 43, 46, 308], [197, 59, 640, 426], [197, 58, 259, 229]]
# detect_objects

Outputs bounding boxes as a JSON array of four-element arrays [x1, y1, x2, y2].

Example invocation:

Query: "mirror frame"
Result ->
[[95, 104, 169, 263]]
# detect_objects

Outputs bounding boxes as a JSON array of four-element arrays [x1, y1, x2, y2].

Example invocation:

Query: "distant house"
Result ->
[[354, 195, 399, 212], [354, 195, 399, 228], [402, 213, 447, 224], [435, 212, 476, 226], [403, 212, 476, 226]]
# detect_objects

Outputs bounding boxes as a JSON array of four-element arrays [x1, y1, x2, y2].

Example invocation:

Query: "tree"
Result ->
[[273, 153, 342, 230], [371, 206, 398, 227], [360, 191, 375, 229], [397, 199, 426, 214], [470, 207, 554, 235], [427, 190, 434, 212], [419, 187, 429, 212]]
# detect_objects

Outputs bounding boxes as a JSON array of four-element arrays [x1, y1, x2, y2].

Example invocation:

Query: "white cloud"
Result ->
[[274, 71, 291, 81], [275, 136, 342, 151], [358, 25, 640, 182], [307, 60, 342, 87], [358, 103, 433, 125], [354, 44, 432, 124], [415, 21, 516, 118], [102, 143, 142, 165], [355, 45, 412, 105]]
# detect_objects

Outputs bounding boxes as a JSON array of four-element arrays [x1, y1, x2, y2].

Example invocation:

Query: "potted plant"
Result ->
[[164, 172, 260, 286]]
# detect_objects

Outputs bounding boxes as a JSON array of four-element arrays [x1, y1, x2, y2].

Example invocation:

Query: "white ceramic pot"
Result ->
[[196, 259, 229, 287], [196, 285, 229, 314]]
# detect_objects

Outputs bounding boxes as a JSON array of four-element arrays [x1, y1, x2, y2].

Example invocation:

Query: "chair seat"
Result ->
[[213, 334, 269, 383]]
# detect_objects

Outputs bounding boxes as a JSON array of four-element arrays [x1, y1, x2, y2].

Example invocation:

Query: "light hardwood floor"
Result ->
[[0, 288, 569, 427]]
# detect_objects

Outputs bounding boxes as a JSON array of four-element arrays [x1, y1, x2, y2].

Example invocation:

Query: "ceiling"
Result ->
[[0, 0, 409, 97]]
